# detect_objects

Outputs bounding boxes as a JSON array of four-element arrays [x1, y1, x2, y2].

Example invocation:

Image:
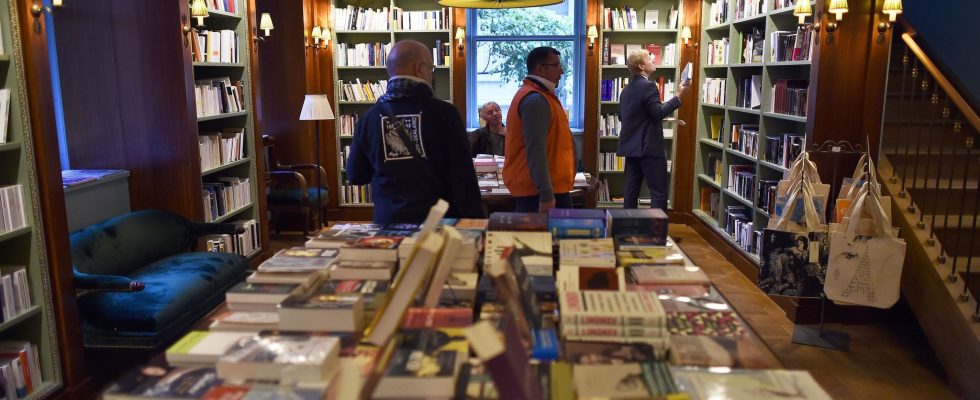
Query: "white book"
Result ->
[[0, 275, 14, 319], [0, 89, 9, 144], [166, 331, 254, 366], [422, 227, 462, 307]]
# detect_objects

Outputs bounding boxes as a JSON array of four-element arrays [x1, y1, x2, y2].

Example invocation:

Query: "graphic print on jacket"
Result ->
[[382, 113, 426, 161]]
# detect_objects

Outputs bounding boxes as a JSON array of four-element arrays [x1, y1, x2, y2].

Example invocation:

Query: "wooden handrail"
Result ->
[[901, 32, 980, 133]]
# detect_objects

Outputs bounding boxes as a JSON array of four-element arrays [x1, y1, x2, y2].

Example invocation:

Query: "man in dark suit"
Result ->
[[616, 49, 690, 209]]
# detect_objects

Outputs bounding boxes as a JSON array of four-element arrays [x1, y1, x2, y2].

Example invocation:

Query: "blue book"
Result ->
[[531, 328, 560, 361], [549, 218, 605, 239]]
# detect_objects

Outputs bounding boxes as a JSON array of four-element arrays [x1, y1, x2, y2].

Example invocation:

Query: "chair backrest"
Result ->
[[70, 210, 196, 276], [262, 135, 281, 173]]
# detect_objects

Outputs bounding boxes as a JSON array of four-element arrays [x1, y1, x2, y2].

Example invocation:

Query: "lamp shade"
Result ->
[[259, 13, 274, 31], [793, 0, 811, 24], [299, 95, 335, 121], [882, 0, 902, 22], [586, 25, 598, 39], [311, 25, 322, 41], [455, 27, 465, 41], [680, 25, 692, 41], [190, 0, 208, 18], [438, 0, 563, 9], [828, 0, 848, 20]]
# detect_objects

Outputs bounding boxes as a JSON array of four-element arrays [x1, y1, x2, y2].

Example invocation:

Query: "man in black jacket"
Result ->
[[616, 49, 690, 209], [346, 40, 484, 224]]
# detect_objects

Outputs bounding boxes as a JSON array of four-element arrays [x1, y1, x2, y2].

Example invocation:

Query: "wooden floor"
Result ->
[[668, 224, 958, 400], [270, 222, 959, 399]]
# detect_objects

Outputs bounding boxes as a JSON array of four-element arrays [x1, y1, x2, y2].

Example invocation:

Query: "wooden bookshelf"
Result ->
[[692, 0, 816, 264], [596, 0, 685, 209], [331, 0, 455, 209], [0, 0, 63, 396]]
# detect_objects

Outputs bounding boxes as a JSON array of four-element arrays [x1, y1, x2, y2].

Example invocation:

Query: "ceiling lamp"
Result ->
[[437, 0, 564, 9]]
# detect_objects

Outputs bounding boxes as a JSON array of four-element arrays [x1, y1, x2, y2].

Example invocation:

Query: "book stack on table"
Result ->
[[102, 200, 833, 400]]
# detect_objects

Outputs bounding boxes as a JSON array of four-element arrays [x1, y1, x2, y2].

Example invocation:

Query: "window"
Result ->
[[465, 2, 586, 130]]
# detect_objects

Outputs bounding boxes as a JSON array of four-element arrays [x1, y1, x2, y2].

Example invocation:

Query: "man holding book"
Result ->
[[346, 40, 484, 224], [616, 49, 690, 209]]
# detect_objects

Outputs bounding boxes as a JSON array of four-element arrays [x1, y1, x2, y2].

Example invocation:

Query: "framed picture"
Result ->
[[644, 10, 659, 29]]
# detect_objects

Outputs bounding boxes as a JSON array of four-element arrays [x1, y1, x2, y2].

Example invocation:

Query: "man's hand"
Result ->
[[677, 80, 691, 98], [539, 199, 556, 213], [676, 119, 687, 127]]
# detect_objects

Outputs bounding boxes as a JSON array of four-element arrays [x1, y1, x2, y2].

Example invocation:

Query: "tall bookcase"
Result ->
[[192, 0, 262, 257], [691, 0, 815, 263], [596, 0, 684, 209], [331, 0, 454, 208], [0, 0, 62, 396]]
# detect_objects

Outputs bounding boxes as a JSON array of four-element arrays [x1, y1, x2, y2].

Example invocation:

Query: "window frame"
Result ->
[[464, 2, 587, 130]]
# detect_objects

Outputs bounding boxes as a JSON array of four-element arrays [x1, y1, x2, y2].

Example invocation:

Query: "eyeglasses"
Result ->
[[418, 62, 435, 72]]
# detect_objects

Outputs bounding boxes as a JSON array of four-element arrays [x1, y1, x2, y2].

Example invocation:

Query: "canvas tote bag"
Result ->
[[825, 188, 906, 308], [758, 183, 830, 298]]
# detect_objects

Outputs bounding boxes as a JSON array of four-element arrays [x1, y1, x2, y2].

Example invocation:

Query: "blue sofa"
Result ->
[[70, 210, 249, 349]]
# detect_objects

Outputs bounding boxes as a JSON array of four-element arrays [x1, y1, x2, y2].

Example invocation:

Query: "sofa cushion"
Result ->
[[77, 251, 247, 347], [70, 210, 196, 277]]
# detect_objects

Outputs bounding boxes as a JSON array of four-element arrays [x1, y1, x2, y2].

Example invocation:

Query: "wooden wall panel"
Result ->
[[16, 0, 88, 397], [256, 0, 309, 166], [583, 0, 598, 208], [53, 0, 202, 219], [671, 0, 702, 212]]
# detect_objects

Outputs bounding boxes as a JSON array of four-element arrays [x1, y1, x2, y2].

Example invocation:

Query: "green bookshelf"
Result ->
[[692, 0, 815, 264], [596, 0, 685, 209], [0, 0, 64, 396]]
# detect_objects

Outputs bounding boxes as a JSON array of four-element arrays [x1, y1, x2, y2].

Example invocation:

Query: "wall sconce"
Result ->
[[680, 26, 696, 48], [586, 25, 598, 55], [455, 27, 466, 52], [309, 25, 323, 48], [828, 0, 848, 21], [793, 0, 812, 25], [259, 13, 274, 36], [876, 0, 902, 44], [320, 27, 331, 47], [190, 0, 209, 26], [30, 0, 65, 32]]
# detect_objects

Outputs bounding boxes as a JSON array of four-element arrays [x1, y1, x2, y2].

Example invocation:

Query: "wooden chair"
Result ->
[[263, 135, 329, 236]]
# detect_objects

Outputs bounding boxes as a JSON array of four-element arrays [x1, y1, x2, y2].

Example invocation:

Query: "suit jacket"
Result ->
[[616, 75, 682, 158]]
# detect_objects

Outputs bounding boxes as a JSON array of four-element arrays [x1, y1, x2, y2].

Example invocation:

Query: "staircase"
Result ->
[[878, 25, 980, 399]]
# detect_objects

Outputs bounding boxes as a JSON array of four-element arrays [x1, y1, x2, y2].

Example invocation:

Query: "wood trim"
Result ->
[[859, 0, 893, 161], [452, 7, 466, 117], [246, 0, 272, 258], [583, 0, 599, 208], [14, 0, 87, 394], [671, 0, 702, 212]]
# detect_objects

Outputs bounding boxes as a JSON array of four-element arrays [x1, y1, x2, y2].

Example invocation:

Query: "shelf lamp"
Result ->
[[877, 0, 902, 44], [299, 94, 335, 229], [828, 0, 848, 21], [793, 0, 812, 25], [190, 0, 209, 26], [455, 27, 466, 52], [586, 25, 598, 55], [680, 26, 694, 48]]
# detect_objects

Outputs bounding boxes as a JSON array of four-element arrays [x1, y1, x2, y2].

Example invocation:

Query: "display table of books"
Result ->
[[102, 203, 833, 399]]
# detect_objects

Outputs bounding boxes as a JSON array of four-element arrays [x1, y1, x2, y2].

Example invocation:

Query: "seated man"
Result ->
[[469, 101, 505, 157]]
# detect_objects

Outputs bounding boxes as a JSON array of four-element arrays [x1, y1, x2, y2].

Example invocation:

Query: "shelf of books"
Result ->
[[332, 0, 454, 208], [189, 0, 262, 258], [597, 0, 683, 209], [0, 0, 64, 397], [692, 0, 815, 263]]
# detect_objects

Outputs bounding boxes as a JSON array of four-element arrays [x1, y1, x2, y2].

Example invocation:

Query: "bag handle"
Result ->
[[775, 179, 822, 230], [844, 184, 891, 237]]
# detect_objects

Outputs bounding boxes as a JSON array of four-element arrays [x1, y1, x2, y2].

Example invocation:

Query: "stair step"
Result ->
[[895, 177, 978, 190], [924, 214, 979, 230]]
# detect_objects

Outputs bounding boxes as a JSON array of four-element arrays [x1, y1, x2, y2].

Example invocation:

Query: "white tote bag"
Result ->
[[825, 190, 906, 308]]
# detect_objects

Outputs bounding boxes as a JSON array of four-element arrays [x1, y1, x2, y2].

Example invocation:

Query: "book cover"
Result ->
[[454, 219, 489, 229], [614, 235, 666, 251], [563, 342, 657, 365], [667, 311, 746, 337], [208, 311, 279, 332], [548, 208, 606, 221], [606, 208, 668, 243], [166, 331, 254, 366], [374, 328, 468, 398], [216, 332, 340, 384], [351, 236, 402, 249], [628, 265, 711, 286], [402, 307, 473, 329], [669, 335, 769, 368], [558, 239, 616, 268], [672, 369, 832, 400], [548, 218, 605, 239], [487, 212, 548, 232], [483, 231, 552, 274], [225, 282, 298, 304], [103, 365, 221, 400], [279, 292, 364, 332], [616, 248, 685, 266], [572, 363, 656, 399]]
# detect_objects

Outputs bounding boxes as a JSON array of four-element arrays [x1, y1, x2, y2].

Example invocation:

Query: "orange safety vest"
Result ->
[[502, 79, 575, 197]]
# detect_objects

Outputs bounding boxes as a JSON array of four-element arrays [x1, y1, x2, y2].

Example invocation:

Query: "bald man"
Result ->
[[346, 40, 483, 224]]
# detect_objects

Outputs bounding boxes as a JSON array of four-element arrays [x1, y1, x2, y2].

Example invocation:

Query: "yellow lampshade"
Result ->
[[438, 0, 563, 9], [587, 25, 598, 40], [320, 27, 331, 46], [680, 25, 692, 41], [793, 0, 812, 24], [190, 0, 208, 26], [53, 0, 63, 6], [882, 0, 902, 22], [259, 13, 274, 36], [311, 25, 322, 44], [828, 0, 848, 21]]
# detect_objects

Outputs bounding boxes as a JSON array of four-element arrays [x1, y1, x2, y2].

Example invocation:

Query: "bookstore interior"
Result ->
[[0, 0, 975, 398]]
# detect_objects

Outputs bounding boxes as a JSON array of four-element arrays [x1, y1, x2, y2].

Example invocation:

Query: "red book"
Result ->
[[646, 44, 662, 65], [401, 307, 473, 328]]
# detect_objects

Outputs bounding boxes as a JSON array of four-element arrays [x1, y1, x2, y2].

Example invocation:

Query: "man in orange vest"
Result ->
[[502, 47, 576, 213]]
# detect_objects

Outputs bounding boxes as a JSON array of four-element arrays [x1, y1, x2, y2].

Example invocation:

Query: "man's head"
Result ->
[[386, 40, 434, 85], [627, 49, 655, 76], [526, 46, 563, 86], [479, 101, 502, 127]]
